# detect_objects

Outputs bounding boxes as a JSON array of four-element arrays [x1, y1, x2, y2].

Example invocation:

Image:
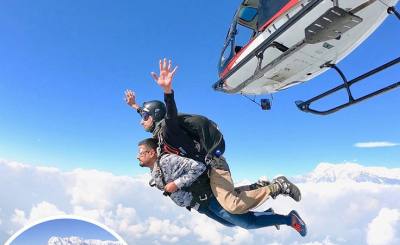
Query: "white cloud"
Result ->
[[189, 214, 226, 245], [27, 202, 65, 224], [0, 159, 29, 170], [10, 210, 26, 228], [1, 160, 400, 245], [11, 202, 65, 228], [366, 208, 400, 245], [146, 217, 190, 237], [66, 168, 135, 210], [354, 141, 399, 148], [223, 228, 253, 245]]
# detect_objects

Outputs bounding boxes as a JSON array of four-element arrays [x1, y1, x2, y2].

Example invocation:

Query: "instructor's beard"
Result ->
[[145, 122, 156, 133]]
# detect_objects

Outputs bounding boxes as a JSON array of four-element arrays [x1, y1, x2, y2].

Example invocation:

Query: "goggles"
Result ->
[[141, 111, 151, 121]]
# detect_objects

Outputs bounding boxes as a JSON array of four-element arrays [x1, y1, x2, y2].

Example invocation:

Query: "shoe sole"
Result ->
[[290, 210, 307, 237], [280, 176, 301, 202]]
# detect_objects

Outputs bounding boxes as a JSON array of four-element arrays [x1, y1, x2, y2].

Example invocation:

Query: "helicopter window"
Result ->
[[218, 2, 260, 74], [218, 21, 255, 74], [220, 39, 234, 71], [258, 0, 290, 29], [238, 7, 258, 22], [235, 23, 255, 50]]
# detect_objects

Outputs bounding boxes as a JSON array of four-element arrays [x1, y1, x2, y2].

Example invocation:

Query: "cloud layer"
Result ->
[[367, 208, 400, 245], [1, 160, 399, 245], [354, 141, 399, 148]]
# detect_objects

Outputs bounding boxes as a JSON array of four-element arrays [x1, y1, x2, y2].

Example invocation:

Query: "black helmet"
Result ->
[[142, 100, 166, 122]]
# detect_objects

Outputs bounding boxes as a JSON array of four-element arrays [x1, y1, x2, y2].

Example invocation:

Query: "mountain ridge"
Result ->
[[48, 236, 123, 245], [294, 162, 400, 184]]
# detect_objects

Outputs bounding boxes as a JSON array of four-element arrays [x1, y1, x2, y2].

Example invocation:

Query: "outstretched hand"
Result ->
[[124, 89, 139, 110], [150, 58, 178, 94]]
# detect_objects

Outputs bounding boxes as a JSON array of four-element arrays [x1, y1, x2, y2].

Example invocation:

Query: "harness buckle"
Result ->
[[205, 154, 213, 165], [199, 193, 208, 201]]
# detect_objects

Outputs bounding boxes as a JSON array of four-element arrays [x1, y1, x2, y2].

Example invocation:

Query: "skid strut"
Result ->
[[296, 6, 400, 115], [296, 57, 400, 115]]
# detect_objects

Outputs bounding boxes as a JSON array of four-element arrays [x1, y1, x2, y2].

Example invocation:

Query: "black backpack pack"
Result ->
[[177, 113, 225, 158]]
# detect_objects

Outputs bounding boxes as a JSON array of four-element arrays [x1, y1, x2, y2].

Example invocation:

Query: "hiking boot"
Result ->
[[248, 178, 271, 190], [289, 210, 307, 237], [268, 176, 301, 201], [265, 208, 280, 230]]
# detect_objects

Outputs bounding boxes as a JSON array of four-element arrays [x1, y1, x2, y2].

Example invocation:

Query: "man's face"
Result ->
[[137, 145, 156, 168], [140, 112, 154, 131]]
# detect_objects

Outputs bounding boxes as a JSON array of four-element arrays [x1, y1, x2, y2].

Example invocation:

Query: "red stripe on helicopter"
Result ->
[[220, 37, 255, 78], [259, 0, 299, 32], [220, 0, 299, 79]]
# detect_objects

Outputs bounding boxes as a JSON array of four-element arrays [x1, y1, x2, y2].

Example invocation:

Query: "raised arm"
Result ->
[[124, 89, 141, 112], [151, 59, 179, 121], [150, 58, 178, 94]]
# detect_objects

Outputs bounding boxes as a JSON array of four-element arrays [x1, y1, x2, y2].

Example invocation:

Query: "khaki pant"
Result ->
[[209, 157, 270, 214]]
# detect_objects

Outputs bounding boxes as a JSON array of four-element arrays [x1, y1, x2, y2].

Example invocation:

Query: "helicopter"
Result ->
[[213, 0, 400, 115]]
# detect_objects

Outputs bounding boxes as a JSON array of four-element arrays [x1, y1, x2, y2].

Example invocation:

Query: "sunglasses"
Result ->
[[138, 150, 150, 156], [141, 111, 151, 121]]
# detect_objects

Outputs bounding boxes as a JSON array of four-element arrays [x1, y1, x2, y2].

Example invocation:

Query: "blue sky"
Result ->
[[9, 218, 117, 245], [0, 0, 399, 180]]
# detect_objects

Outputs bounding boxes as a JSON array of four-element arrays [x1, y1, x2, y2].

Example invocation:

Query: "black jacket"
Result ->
[[153, 91, 206, 162]]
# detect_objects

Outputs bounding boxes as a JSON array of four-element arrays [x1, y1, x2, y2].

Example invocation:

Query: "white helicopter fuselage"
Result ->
[[220, 0, 398, 95]]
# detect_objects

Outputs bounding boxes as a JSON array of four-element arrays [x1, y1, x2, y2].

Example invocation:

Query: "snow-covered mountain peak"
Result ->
[[47, 236, 123, 245], [296, 162, 400, 184]]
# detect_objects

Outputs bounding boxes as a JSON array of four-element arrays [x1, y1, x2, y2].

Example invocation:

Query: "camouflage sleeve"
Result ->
[[160, 154, 206, 189], [173, 157, 206, 189]]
